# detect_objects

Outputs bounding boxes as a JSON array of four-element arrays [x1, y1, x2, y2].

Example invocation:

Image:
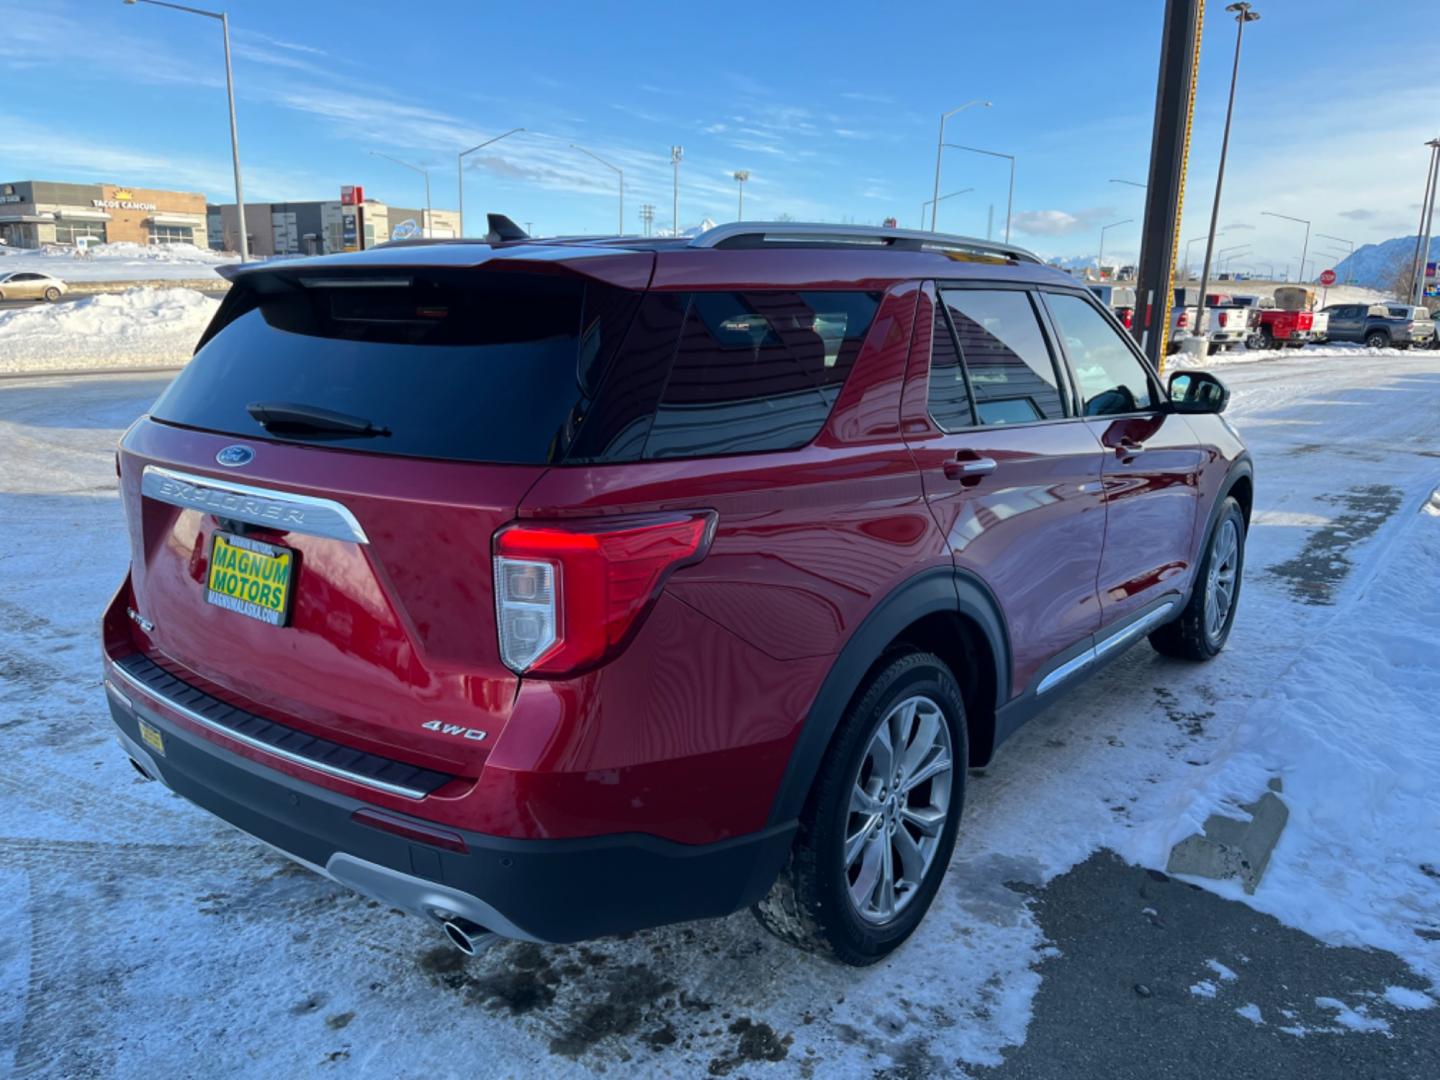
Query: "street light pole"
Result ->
[[1412, 138, 1440, 304], [1315, 232, 1355, 283], [571, 144, 624, 235], [1098, 218, 1135, 279], [733, 170, 749, 222], [942, 143, 1015, 242], [1194, 2, 1260, 339], [1407, 139, 1439, 300], [930, 100, 991, 231], [124, 0, 248, 261], [1184, 233, 1223, 279], [370, 151, 431, 237], [458, 127, 524, 238], [670, 146, 683, 236], [920, 187, 974, 231], [1262, 210, 1311, 284]]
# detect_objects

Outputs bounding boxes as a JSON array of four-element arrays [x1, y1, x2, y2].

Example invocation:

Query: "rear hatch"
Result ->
[[116, 248, 649, 777]]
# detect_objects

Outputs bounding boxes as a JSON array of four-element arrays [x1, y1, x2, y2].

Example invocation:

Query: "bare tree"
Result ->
[[1378, 251, 1415, 300]]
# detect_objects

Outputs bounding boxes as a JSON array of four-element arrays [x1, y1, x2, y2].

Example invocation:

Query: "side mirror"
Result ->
[[1168, 370, 1230, 414]]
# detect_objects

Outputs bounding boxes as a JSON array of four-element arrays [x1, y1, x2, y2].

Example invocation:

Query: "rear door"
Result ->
[[119, 261, 645, 772], [1328, 305, 1362, 340], [1039, 288, 1201, 631], [903, 283, 1107, 697]]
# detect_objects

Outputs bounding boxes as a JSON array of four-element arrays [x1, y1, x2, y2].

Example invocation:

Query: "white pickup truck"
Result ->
[[1166, 288, 1249, 354]]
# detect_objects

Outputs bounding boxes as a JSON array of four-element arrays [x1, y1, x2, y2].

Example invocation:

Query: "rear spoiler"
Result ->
[[214, 215, 534, 279]]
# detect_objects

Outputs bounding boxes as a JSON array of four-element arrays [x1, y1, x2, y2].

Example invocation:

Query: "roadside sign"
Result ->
[[1318, 268, 1337, 286]]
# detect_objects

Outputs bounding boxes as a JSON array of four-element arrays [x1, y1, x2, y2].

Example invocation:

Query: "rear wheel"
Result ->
[[1365, 330, 1390, 349], [1150, 497, 1245, 661], [43, 286, 60, 302], [753, 650, 967, 965]]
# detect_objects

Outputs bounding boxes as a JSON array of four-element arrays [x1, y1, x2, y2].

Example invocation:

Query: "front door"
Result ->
[[1039, 289, 1202, 631], [902, 283, 1107, 697]]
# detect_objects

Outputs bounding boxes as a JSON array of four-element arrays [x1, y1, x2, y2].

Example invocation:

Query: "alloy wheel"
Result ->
[[1205, 518, 1240, 641], [843, 695, 953, 924]]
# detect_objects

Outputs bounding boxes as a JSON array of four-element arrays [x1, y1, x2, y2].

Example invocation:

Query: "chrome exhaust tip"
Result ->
[[127, 757, 155, 782], [439, 916, 499, 957]]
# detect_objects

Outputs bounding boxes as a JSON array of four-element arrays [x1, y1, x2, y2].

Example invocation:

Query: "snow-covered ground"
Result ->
[[0, 241, 235, 283], [0, 351, 1437, 1076], [1172, 338, 1437, 369], [0, 287, 218, 374]]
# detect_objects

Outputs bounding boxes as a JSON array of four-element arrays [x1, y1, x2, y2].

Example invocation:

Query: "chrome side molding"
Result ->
[[1035, 600, 1177, 696], [141, 465, 369, 544]]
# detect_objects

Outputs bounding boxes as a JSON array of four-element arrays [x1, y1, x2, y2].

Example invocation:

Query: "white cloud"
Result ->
[[1013, 209, 1084, 236]]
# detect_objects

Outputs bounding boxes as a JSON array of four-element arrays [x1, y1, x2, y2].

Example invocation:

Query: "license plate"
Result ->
[[138, 718, 166, 756], [206, 531, 294, 626]]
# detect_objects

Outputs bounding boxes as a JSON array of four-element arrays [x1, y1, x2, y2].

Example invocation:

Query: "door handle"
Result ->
[[943, 455, 998, 481], [1114, 437, 1146, 458]]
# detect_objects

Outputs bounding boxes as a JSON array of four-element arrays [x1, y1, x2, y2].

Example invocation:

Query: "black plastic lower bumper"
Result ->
[[104, 680, 794, 944]]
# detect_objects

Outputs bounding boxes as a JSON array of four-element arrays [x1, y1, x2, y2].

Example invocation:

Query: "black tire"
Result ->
[[43, 286, 61, 302], [1365, 330, 1390, 349], [753, 650, 968, 966], [1150, 496, 1246, 661]]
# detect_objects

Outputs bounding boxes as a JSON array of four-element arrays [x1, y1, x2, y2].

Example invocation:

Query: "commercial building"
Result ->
[[0, 180, 207, 249], [209, 199, 460, 256]]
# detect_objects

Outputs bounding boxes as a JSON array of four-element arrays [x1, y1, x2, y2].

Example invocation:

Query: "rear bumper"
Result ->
[[103, 677, 794, 944]]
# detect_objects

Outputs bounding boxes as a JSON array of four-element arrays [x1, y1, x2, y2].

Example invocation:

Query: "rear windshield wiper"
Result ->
[[246, 401, 391, 438]]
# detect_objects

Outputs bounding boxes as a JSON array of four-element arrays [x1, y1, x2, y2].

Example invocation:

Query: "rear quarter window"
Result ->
[[642, 290, 879, 459], [569, 289, 881, 461]]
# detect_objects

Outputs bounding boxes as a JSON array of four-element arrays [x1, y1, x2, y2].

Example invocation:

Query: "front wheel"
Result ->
[[753, 650, 967, 966], [1150, 496, 1246, 661]]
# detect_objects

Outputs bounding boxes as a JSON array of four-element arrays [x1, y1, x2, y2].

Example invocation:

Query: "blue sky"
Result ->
[[2, 0, 1436, 271]]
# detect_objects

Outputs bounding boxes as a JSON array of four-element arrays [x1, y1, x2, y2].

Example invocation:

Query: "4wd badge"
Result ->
[[422, 720, 488, 741]]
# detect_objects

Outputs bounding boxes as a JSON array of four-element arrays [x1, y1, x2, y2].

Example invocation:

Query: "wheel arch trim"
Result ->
[[764, 565, 1009, 827]]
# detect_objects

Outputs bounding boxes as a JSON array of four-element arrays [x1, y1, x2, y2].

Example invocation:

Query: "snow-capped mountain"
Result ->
[[1332, 235, 1439, 291]]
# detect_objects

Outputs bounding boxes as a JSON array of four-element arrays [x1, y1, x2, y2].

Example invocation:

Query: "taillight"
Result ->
[[1122, 309, 1134, 329], [494, 511, 718, 676], [1219, 312, 1228, 328], [1177, 311, 1189, 328]]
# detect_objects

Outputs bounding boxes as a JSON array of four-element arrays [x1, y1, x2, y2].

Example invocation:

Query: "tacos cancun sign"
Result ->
[[92, 188, 158, 212]]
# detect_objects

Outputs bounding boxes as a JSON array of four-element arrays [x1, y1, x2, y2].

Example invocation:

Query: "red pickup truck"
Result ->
[[1242, 287, 1327, 350]]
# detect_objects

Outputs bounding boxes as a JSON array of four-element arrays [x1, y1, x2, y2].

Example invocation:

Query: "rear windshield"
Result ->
[[150, 270, 637, 465]]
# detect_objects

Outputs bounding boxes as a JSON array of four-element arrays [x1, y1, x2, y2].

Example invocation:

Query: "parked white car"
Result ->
[[0, 270, 67, 302]]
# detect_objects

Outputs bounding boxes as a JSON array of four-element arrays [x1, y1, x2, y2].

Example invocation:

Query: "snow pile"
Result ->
[[1118, 488, 1440, 982], [1170, 340, 1430, 369], [0, 242, 236, 283], [0, 287, 217, 374]]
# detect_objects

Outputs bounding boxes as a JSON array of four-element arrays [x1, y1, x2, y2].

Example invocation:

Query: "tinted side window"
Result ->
[[641, 290, 878, 459], [942, 289, 1065, 425], [927, 303, 974, 430], [1044, 292, 1154, 416]]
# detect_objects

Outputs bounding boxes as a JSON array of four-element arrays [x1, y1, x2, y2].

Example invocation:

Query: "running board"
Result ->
[[1035, 601, 1177, 696]]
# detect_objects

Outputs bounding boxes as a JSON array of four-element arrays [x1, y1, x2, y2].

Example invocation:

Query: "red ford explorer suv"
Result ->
[[102, 220, 1251, 965]]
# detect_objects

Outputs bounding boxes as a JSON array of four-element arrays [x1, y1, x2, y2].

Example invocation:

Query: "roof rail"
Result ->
[[688, 221, 1042, 264]]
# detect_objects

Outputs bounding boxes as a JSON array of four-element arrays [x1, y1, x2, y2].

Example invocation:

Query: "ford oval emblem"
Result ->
[[215, 445, 255, 468]]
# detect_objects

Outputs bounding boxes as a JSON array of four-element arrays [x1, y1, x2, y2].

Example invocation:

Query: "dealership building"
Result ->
[[0, 180, 208, 249]]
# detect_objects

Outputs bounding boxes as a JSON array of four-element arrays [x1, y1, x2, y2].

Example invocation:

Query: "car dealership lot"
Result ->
[[1, 353, 1437, 1078]]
